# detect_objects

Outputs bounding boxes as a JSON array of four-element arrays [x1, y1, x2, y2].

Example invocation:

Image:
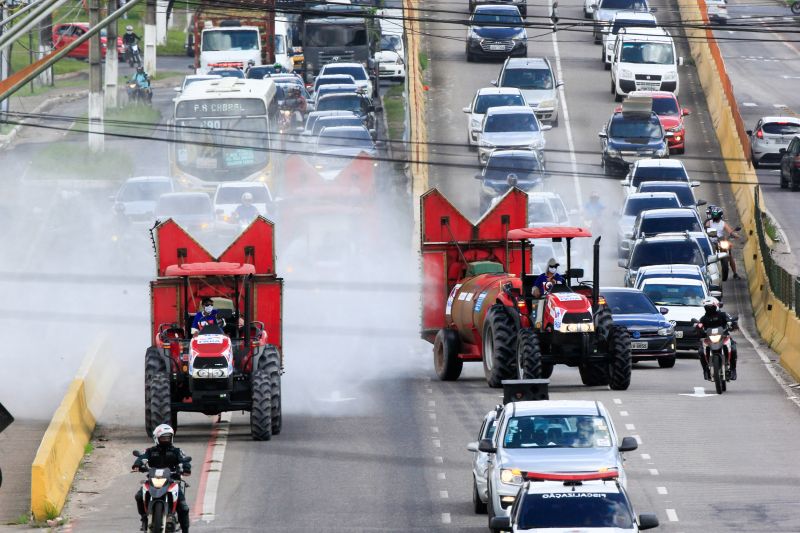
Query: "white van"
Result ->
[[274, 16, 294, 73], [376, 9, 405, 80], [611, 27, 681, 102]]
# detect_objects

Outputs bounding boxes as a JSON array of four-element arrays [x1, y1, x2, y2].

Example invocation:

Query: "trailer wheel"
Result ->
[[147, 372, 172, 437], [482, 305, 518, 388], [250, 361, 273, 441], [265, 346, 282, 436], [516, 330, 543, 379], [434, 329, 463, 381], [579, 363, 609, 386], [608, 326, 632, 391]]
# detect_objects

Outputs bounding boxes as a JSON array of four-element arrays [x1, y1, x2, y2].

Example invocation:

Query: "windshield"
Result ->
[[652, 97, 680, 116], [600, 0, 648, 9], [175, 117, 270, 181], [119, 180, 171, 202], [643, 283, 705, 306], [631, 166, 688, 187], [529, 201, 554, 223], [274, 35, 286, 55], [609, 117, 662, 139], [503, 415, 613, 449], [316, 95, 364, 113], [485, 156, 542, 180], [313, 116, 363, 136], [623, 196, 680, 216], [316, 76, 356, 89], [381, 34, 402, 51], [305, 25, 367, 47], [620, 42, 675, 64], [762, 122, 800, 135], [323, 65, 367, 81], [183, 77, 219, 90], [156, 195, 211, 216], [638, 184, 693, 206], [518, 492, 634, 530], [630, 241, 704, 269], [210, 69, 245, 79], [475, 93, 526, 114], [603, 290, 659, 314], [484, 113, 539, 133], [473, 11, 523, 25], [612, 18, 656, 34], [640, 215, 701, 235], [318, 128, 373, 149], [202, 29, 259, 51], [215, 186, 269, 204], [501, 68, 553, 90]]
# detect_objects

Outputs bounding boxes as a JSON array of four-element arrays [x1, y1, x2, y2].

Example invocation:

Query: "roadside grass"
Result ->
[[383, 83, 405, 142], [418, 50, 428, 72], [69, 103, 162, 138], [32, 143, 135, 180], [84, 442, 94, 455], [763, 212, 781, 242], [15, 514, 30, 525], [43, 502, 60, 521]]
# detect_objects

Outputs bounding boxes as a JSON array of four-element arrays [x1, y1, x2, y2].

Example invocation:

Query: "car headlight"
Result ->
[[197, 369, 209, 378], [708, 334, 723, 343], [667, 125, 681, 132], [658, 325, 674, 336], [619, 69, 634, 79], [529, 140, 545, 150], [469, 29, 480, 39], [396, 57, 404, 65], [654, 147, 668, 157], [500, 468, 524, 485], [514, 29, 527, 40], [470, 118, 481, 129], [663, 71, 677, 82], [539, 99, 556, 109]]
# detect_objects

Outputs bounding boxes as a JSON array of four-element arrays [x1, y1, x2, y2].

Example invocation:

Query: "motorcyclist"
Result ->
[[233, 192, 259, 224], [272, 61, 283, 74], [129, 66, 152, 103], [584, 191, 605, 220], [245, 59, 256, 76], [132, 424, 191, 532], [705, 205, 741, 280], [122, 25, 141, 64], [532, 257, 565, 298], [696, 296, 738, 381], [282, 85, 307, 118], [191, 297, 220, 336]]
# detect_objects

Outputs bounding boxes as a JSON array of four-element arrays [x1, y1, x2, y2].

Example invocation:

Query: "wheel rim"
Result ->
[[484, 327, 494, 371]]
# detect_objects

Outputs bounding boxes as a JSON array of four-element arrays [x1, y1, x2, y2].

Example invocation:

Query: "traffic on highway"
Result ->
[[1, 0, 800, 531]]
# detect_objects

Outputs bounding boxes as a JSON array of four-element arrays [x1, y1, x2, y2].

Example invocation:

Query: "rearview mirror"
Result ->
[[478, 438, 496, 453], [682, 107, 691, 116], [463, 106, 471, 113], [707, 254, 720, 264], [556, 80, 564, 87], [475, 173, 484, 180], [490, 79, 498, 86], [706, 228, 718, 237], [173, 86, 181, 93], [467, 441, 479, 453], [710, 290, 722, 298], [691, 181, 701, 187], [623, 231, 633, 240], [660, 307, 668, 315], [490, 517, 512, 530], [567, 268, 584, 279], [620, 181, 630, 187], [779, 148, 787, 154], [618, 258, 628, 268], [696, 199, 707, 206], [639, 513, 660, 530], [678, 56, 684, 66], [598, 131, 607, 138], [619, 436, 638, 452], [542, 124, 552, 131]]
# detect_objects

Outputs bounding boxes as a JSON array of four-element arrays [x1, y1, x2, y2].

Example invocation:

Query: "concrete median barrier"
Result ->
[[676, 0, 800, 378], [30, 336, 115, 521]]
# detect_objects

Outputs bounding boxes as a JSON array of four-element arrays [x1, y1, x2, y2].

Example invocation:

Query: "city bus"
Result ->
[[171, 77, 279, 190]]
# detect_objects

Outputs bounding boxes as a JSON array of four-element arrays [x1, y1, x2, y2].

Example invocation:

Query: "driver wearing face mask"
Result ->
[[532, 257, 565, 298], [191, 297, 219, 336]]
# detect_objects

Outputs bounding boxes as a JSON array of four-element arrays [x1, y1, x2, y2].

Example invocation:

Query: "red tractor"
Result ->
[[145, 217, 283, 440], [421, 188, 632, 390]]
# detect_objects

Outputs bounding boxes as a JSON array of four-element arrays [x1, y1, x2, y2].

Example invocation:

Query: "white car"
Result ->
[[478, 106, 549, 165], [375, 32, 405, 80], [616, 192, 681, 257], [639, 277, 710, 351], [706, 0, 729, 24], [527, 192, 570, 228], [621, 158, 698, 197], [317, 62, 373, 99], [467, 408, 501, 514], [213, 182, 272, 224], [611, 27, 680, 101], [463, 87, 527, 148], [603, 12, 657, 69]]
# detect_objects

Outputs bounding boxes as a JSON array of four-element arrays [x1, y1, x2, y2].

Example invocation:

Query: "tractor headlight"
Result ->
[[658, 325, 674, 336], [500, 469, 523, 485]]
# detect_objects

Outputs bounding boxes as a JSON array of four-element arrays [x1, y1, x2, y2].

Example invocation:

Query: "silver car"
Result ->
[[479, 400, 638, 523], [748, 116, 800, 168], [616, 192, 681, 258], [467, 408, 501, 514], [592, 0, 651, 44], [492, 57, 562, 126], [463, 87, 527, 148], [478, 106, 549, 165], [112, 176, 174, 224]]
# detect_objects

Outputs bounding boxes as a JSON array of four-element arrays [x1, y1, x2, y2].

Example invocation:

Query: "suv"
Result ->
[[317, 62, 373, 99], [611, 27, 679, 102], [620, 232, 722, 288], [603, 12, 657, 69], [314, 92, 380, 135], [478, 106, 548, 165], [616, 192, 682, 257], [467, 407, 502, 514], [493, 57, 562, 126], [480, 400, 638, 524], [599, 99, 670, 175], [592, 0, 652, 43], [619, 207, 703, 257], [636, 180, 706, 208], [466, 5, 527, 62], [463, 88, 528, 148], [779, 135, 800, 190]]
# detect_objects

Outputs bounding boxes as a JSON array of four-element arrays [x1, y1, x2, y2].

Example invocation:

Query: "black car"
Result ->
[[599, 109, 670, 175], [314, 92, 380, 135], [476, 149, 546, 212], [601, 287, 676, 367], [466, 5, 527, 62], [779, 134, 800, 190]]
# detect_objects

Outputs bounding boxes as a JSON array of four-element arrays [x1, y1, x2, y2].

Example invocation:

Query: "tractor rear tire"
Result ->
[[541, 363, 554, 379], [595, 307, 614, 340], [434, 329, 464, 381], [482, 305, 518, 388], [147, 372, 172, 436], [579, 363, 609, 386], [517, 329, 543, 379], [250, 361, 273, 441], [608, 326, 633, 391], [265, 346, 282, 436]]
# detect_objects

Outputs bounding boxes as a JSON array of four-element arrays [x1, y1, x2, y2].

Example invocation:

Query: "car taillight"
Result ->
[[756, 129, 763, 139], [794, 156, 800, 169]]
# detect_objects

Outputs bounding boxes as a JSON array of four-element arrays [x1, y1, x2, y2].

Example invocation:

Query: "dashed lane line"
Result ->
[[657, 487, 669, 495], [649, 469, 660, 476], [666, 509, 680, 522]]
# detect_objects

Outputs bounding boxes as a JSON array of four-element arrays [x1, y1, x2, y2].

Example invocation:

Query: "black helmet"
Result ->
[[136, 66, 144, 73], [703, 296, 719, 314]]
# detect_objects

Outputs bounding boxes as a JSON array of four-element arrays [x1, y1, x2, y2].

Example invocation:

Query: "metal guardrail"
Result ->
[[754, 185, 800, 316]]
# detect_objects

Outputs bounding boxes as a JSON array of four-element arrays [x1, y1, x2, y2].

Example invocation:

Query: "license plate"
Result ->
[[631, 341, 648, 350], [675, 331, 684, 338], [489, 44, 507, 51]]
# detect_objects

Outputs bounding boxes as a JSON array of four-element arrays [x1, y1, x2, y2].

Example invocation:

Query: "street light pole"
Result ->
[[88, 0, 105, 152], [144, 0, 156, 76], [104, 0, 118, 108]]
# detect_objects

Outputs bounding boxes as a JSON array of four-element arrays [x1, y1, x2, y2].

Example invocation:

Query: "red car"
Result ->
[[52, 22, 125, 60], [616, 91, 691, 154]]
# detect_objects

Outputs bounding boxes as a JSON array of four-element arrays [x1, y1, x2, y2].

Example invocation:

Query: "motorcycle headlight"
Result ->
[[708, 334, 723, 343], [500, 468, 524, 485], [151, 477, 167, 489], [663, 71, 677, 82], [719, 240, 730, 250], [658, 325, 674, 336], [619, 69, 634, 79]]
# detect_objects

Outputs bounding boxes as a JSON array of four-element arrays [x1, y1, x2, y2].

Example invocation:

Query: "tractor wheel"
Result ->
[[147, 372, 172, 436], [482, 305, 518, 388], [250, 360, 273, 441], [516, 329, 543, 379], [265, 346, 282, 436], [579, 363, 609, 386], [144, 347, 162, 435], [595, 307, 614, 340], [434, 329, 464, 381], [608, 326, 633, 391], [541, 363, 554, 379]]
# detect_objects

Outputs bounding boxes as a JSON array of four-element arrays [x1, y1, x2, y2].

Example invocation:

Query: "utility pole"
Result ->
[[144, 0, 156, 76], [0, 2, 9, 119], [38, 14, 53, 87], [88, 0, 105, 152], [156, 0, 167, 45], [104, 0, 118, 108]]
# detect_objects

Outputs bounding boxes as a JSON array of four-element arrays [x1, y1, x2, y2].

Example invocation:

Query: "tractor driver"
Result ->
[[532, 257, 565, 298], [191, 297, 220, 336]]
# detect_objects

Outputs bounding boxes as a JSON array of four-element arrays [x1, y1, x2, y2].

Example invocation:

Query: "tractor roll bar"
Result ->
[[592, 236, 601, 312]]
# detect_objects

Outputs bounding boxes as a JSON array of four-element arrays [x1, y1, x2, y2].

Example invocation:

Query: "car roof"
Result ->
[[638, 180, 692, 188], [476, 87, 524, 96], [626, 191, 680, 200], [488, 149, 539, 158], [619, 26, 670, 39], [506, 400, 603, 416], [319, 125, 369, 134], [639, 207, 698, 218], [641, 277, 704, 286], [634, 158, 685, 168], [504, 57, 550, 69], [322, 62, 365, 69], [215, 182, 268, 190], [758, 116, 800, 124], [628, 90, 678, 100], [307, 110, 358, 118], [317, 74, 357, 81], [638, 232, 697, 242], [600, 286, 644, 294], [639, 264, 702, 274], [612, 11, 657, 20], [485, 105, 535, 116], [316, 93, 362, 102], [159, 192, 209, 200], [125, 176, 172, 183], [474, 3, 520, 11]]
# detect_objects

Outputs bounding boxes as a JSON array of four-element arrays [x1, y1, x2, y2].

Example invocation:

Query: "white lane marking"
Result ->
[[431, 426, 439, 433], [434, 456, 444, 464], [429, 412, 437, 420], [666, 509, 679, 522], [437, 472, 447, 480], [613, 398, 622, 405], [441, 513, 452, 524], [549, 0, 582, 201], [657, 486, 669, 495], [439, 490, 449, 499], [649, 469, 660, 476], [641, 453, 651, 460], [773, 104, 788, 109], [625, 423, 635, 430], [633, 435, 643, 445], [199, 412, 232, 522], [679, 387, 716, 398], [432, 438, 441, 448], [321, 390, 356, 402], [742, 102, 758, 107], [619, 410, 629, 417], [428, 400, 436, 407]]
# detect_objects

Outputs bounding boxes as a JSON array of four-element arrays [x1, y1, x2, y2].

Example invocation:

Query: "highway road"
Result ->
[[713, 1, 800, 271], [3, 3, 800, 532]]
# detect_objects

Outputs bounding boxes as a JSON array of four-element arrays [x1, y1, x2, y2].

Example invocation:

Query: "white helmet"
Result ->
[[153, 424, 174, 446], [126, 25, 133, 32], [241, 192, 253, 203], [702, 296, 719, 314]]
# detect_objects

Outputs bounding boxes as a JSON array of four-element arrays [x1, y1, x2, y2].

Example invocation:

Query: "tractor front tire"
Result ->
[[517, 329, 543, 379], [482, 305, 518, 388], [579, 363, 609, 386], [265, 346, 283, 436], [144, 347, 163, 435], [608, 326, 633, 391], [147, 372, 172, 436], [434, 329, 464, 381], [251, 361, 273, 441], [595, 307, 614, 341]]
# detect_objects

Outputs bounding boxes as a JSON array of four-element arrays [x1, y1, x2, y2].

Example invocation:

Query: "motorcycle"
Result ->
[[126, 43, 142, 68], [127, 79, 152, 104], [790, 0, 800, 14], [278, 108, 303, 134], [707, 225, 740, 281], [694, 316, 738, 394], [132, 450, 191, 533]]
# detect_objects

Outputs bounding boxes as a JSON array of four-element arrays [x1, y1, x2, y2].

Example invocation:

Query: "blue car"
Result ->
[[601, 287, 677, 368], [466, 5, 527, 61]]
